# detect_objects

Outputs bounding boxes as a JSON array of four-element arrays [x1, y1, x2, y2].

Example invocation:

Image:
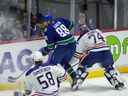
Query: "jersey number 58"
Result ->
[[37, 72, 55, 89]]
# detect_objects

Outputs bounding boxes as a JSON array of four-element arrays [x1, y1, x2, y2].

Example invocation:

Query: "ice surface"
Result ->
[[0, 74, 128, 96]]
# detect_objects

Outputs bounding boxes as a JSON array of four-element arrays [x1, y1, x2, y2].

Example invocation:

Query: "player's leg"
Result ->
[[72, 52, 96, 90], [50, 45, 68, 66], [77, 52, 96, 83], [101, 50, 125, 90], [104, 68, 125, 90], [71, 65, 89, 90], [50, 43, 77, 88], [49, 46, 67, 87], [50, 42, 76, 66], [59, 42, 77, 79], [60, 43, 79, 89], [61, 59, 78, 90], [76, 65, 88, 84]]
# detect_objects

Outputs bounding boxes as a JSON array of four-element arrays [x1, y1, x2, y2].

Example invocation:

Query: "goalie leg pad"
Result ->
[[71, 67, 88, 90], [104, 70, 125, 90], [77, 67, 89, 85]]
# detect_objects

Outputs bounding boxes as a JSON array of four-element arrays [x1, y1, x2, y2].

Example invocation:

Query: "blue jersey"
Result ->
[[39, 18, 76, 79], [43, 17, 75, 50]]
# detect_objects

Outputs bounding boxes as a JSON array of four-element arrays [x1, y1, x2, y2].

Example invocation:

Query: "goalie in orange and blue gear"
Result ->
[[69, 23, 126, 90]]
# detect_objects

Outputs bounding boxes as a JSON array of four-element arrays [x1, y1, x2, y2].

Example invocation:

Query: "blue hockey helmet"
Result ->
[[43, 14, 53, 22]]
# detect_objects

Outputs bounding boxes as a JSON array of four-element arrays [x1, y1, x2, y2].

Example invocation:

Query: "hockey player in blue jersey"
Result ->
[[39, 14, 77, 89]]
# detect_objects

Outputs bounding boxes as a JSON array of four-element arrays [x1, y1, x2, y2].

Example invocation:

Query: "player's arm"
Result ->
[[39, 43, 55, 55], [39, 29, 55, 55], [53, 64, 67, 82]]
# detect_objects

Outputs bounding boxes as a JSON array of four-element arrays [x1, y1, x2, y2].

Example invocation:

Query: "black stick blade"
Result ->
[[8, 76, 17, 83]]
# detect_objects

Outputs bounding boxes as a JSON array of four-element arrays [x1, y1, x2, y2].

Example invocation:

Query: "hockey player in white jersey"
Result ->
[[70, 24, 125, 90], [23, 51, 67, 96]]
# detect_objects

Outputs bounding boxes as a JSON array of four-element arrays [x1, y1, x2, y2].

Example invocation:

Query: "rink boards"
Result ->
[[0, 30, 128, 90]]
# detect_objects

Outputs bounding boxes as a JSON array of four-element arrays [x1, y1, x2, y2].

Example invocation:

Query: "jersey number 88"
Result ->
[[56, 24, 70, 37]]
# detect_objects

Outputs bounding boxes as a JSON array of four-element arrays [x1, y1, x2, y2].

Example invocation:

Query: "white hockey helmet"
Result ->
[[31, 51, 43, 62]]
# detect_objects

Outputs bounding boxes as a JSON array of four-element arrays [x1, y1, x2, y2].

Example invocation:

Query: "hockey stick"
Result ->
[[67, 52, 88, 72], [66, 52, 88, 76], [8, 65, 33, 83]]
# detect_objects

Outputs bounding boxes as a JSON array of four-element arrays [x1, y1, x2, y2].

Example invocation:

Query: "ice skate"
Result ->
[[71, 75, 79, 91], [76, 67, 89, 86], [104, 70, 126, 90]]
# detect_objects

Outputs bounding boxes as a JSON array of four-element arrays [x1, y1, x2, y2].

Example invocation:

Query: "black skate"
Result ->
[[71, 75, 79, 91], [79, 72, 88, 85], [104, 70, 126, 90], [77, 67, 89, 86], [115, 82, 125, 90], [71, 67, 88, 90]]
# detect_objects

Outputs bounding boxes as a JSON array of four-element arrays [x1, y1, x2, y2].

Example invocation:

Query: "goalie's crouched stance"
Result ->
[[15, 51, 67, 96], [75, 50, 125, 90]]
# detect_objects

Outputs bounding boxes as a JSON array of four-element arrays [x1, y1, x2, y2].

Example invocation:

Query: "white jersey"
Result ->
[[69, 29, 110, 67], [24, 64, 66, 96], [77, 29, 109, 53]]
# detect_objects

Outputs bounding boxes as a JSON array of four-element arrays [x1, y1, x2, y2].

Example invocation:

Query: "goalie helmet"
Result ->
[[31, 51, 43, 62]]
